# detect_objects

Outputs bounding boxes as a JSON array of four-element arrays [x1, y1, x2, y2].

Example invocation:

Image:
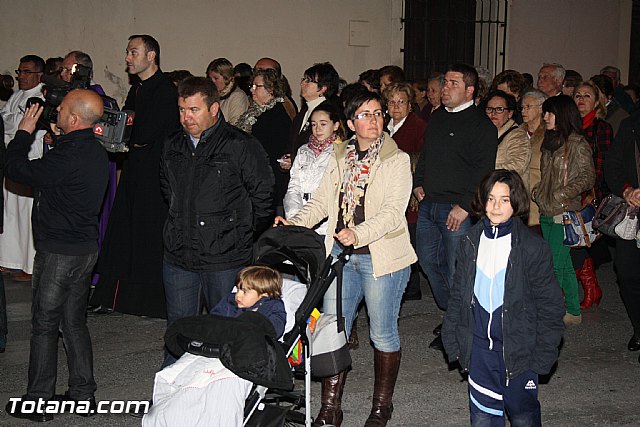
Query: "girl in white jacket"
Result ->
[[284, 101, 344, 235]]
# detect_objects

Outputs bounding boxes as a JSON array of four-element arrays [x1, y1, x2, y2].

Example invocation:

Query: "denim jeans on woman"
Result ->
[[323, 243, 410, 353], [28, 250, 98, 400]]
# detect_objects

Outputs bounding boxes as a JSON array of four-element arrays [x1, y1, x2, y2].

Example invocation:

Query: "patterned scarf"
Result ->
[[235, 97, 284, 133], [340, 135, 384, 227], [308, 133, 338, 157]]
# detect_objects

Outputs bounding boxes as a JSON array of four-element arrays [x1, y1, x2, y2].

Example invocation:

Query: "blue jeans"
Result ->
[[28, 250, 98, 400], [324, 243, 409, 353], [416, 200, 472, 311], [162, 262, 242, 367]]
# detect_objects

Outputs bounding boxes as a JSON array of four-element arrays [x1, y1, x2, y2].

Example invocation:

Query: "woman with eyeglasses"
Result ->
[[236, 68, 292, 218], [531, 95, 595, 326], [383, 82, 426, 301], [275, 91, 416, 427], [482, 90, 531, 190], [570, 80, 615, 310], [519, 89, 548, 231]]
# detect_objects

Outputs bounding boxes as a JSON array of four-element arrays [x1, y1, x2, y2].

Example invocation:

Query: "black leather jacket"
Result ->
[[160, 115, 274, 271], [442, 218, 565, 379]]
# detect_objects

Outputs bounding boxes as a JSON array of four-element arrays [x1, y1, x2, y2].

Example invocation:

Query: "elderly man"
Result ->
[[4, 89, 108, 422], [600, 65, 635, 113], [414, 63, 497, 351], [537, 63, 565, 98], [90, 35, 180, 318], [0, 55, 46, 282], [160, 77, 273, 367]]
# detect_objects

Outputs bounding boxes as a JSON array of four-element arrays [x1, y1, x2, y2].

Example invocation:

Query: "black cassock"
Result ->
[[91, 70, 179, 318]]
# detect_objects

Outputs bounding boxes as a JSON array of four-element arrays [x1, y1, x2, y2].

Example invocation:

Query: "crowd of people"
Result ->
[[1, 33, 639, 426]]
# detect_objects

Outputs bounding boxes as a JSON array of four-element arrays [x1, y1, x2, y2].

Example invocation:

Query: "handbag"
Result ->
[[614, 207, 639, 239], [561, 145, 600, 248], [593, 193, 629, 237]]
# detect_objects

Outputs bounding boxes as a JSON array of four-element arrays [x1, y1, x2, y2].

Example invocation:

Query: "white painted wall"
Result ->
[[1, 0, 633, 104], [506, 0, 632, 81], [0, 0, 401, 105]]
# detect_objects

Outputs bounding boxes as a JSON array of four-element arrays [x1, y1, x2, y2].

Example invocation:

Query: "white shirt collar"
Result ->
[[445, 99, 474, 113], [387, 115, 408, 137], [300, 96, 326, 133]]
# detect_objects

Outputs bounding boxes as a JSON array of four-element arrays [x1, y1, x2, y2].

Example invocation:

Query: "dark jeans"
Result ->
[[615, 239, 640, 336], [0, 274, 6, 338], [162, 262, 242, 367], [28, 250, 98, 400], [416, 200, 472, 311]]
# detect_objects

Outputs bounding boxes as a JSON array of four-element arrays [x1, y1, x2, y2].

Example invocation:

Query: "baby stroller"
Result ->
[[161, 226, 352, 427]]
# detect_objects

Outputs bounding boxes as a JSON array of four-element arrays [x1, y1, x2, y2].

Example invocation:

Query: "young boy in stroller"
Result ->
[[143, 266, 291, 426]]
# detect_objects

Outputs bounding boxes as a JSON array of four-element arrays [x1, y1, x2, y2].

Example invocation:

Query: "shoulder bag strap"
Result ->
[[497, 124, 519, 145]]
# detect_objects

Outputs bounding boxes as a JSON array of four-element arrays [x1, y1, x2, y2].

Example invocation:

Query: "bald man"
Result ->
[[4, 89, 108, 422]]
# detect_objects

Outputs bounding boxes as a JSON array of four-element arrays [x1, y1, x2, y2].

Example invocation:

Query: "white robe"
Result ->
[[0, 83, 46, 273]]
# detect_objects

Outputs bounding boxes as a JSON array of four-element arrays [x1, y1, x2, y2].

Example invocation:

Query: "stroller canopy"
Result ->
[[253, 226, 326, 285]]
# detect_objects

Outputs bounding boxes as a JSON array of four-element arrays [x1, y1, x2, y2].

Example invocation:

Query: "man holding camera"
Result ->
[[4, 89, 108, 422], [0, 55, 46, 282]]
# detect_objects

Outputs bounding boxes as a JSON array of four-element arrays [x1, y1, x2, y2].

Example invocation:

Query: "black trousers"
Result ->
[[614, 239, 640, 336]]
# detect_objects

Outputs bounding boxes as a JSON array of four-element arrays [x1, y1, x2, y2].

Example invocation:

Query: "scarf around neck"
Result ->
[[340, 135, 384, 227], [235, 97, 284, 134], [582, 109, 597, 130], [308, 133, 338, 157]]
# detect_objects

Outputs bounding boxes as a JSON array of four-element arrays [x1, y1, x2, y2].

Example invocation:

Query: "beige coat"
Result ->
[[521, 122, 545, 226], [495, 119, 532, 191], [532, 133, 595, 217], [288, 133, 417, 277]]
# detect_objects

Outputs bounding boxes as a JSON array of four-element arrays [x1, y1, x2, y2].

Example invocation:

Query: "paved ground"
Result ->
[[0, 260, 639, 426]]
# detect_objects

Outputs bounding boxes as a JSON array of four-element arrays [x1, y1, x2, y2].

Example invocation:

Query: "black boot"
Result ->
[[312, 370, 347, 427], [364, 349, 401, 427]]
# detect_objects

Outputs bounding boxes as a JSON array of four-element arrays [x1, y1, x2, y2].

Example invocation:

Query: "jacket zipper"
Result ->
[[503, 237, 516, 387]]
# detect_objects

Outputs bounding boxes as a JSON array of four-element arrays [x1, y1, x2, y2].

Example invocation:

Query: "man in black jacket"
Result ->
[[160, 77, 273, 367], [4, 90, 108, 422], [413, 64, 497, 350]]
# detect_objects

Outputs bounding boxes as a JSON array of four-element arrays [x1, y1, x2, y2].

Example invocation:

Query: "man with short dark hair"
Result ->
[[0, 55, 46, 281], [414, 63, 497, 351], [4, 89, 108, 422], [160, 77, 273, 366], [90, 35, 180, 318]]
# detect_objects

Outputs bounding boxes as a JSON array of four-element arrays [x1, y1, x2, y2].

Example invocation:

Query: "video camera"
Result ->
[[29, 64, 133, 153]]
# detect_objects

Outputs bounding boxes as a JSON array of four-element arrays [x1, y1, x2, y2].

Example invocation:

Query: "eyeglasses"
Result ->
[[250, 84, 265, 90], [387, 99, 408, 107], [301, 77, 318, 84], [485, 106, 509, 114], [519, 104, 542, 111], [353, 111, 384, 121], [15, 69, 41, 75], [573, 94, 594, 101]]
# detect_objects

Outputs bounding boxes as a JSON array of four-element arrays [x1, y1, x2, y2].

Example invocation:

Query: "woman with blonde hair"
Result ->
[[206, 58, 249, 125]]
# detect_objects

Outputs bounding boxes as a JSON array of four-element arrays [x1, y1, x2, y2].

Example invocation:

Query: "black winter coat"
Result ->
[[160, 115, 274, 271], [6, 129, 108, 255], [442, 218, 565, 379]]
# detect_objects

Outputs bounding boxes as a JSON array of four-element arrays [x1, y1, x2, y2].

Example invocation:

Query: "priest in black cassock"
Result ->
[[90, 35, 179, 318]]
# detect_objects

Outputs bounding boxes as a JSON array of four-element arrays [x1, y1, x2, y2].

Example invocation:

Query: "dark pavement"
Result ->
[[0, 260, 638, 426]]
